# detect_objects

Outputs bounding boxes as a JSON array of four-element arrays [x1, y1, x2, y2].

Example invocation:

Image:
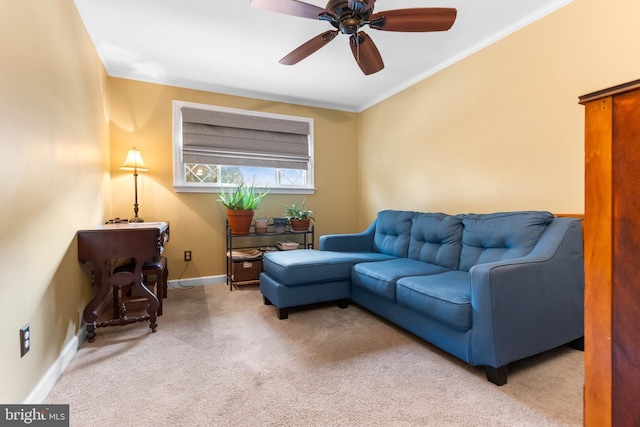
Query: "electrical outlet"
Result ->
[[184, 250, 192, 262], [20, 324, 30, 357]]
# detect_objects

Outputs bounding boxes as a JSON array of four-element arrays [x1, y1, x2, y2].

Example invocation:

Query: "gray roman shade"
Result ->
[[181, 107, 311, 169]]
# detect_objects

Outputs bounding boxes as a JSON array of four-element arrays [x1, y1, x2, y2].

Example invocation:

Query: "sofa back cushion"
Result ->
[[459, 211, 554, 271], [373, 210, 414, 257], [408, 213, 463, 269]]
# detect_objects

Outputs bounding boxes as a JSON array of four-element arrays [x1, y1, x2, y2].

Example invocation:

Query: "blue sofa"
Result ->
[[260, 210, 584, 385]]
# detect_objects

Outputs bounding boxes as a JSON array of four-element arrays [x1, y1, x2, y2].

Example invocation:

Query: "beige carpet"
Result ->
[[45, 283, 583, 426]]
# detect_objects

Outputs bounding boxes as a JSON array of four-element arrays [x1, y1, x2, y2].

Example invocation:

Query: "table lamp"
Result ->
[[120, 147, 148, 223]]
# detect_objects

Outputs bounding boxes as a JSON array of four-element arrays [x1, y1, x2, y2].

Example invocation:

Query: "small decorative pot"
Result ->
[[273, 217, 287, 234], [254, 218, 268, 234]]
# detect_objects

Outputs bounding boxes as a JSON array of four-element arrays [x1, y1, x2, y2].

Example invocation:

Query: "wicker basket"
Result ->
[[231, 259, 262, 282]]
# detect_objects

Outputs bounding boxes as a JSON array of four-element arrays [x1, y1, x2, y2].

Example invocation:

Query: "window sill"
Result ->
[[173, 185, 316, 195]]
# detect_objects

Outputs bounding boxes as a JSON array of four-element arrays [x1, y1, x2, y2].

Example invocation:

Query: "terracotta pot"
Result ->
[[227, 209, 254, 235], [290, 219, 310, 232]]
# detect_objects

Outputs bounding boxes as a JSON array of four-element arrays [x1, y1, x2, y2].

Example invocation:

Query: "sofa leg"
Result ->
[[277, 307, 289, 320], [485, 365, 508, 386], [263, 296, 272, 306], [337, 299, 349, 309], [567, 336, 584, 351]]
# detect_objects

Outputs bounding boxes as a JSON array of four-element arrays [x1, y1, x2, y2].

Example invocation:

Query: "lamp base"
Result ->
[[129, 217, 145, 223]]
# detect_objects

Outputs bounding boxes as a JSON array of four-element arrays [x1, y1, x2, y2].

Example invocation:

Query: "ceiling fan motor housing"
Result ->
[[326, 0, 373, 34]]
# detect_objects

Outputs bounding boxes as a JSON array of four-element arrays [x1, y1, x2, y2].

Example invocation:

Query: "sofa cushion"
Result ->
[[352, 258, 449, 302], [396, 271, 471, 331], [373, 210, 414, 258], [408, 213, 463, 270], [263, 250, 396, 287], [459, 211, 554, 271]]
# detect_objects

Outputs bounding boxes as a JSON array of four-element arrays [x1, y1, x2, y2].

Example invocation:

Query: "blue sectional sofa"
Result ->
[[259, 210, 584, 385]]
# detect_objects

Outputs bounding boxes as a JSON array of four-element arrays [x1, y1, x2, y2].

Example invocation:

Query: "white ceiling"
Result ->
[[74, 0, 571, 112]]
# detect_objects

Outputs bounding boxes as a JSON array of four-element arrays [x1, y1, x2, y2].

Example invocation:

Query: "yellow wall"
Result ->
[[108, 78, 359, 279], [0, 1, 110, 402], [358, 0, 640, 226]]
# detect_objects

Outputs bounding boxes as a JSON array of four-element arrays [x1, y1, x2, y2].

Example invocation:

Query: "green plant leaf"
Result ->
[[217, 179, 269, 210], [283, 199, 314, 221]]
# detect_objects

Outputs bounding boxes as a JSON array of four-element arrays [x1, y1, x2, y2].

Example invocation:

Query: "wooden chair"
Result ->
[[112, 256, 168, 318]]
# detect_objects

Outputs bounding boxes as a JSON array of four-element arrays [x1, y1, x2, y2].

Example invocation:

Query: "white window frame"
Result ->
[[172, 100, 315, 194]]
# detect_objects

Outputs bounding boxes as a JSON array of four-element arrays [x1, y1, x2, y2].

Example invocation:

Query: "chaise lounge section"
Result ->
[[260, 210, 584, 385]]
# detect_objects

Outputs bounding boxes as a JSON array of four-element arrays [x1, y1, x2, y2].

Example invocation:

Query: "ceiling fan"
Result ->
[[250, 0, 457, 75]]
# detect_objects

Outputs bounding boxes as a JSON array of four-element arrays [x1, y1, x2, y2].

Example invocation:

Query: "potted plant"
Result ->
[[283, 199, 315, 232], [218, 180, 269, 235]]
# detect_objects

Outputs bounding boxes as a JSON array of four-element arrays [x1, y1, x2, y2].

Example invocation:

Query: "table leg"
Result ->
[[82, 270, 110, 342], [86, 324, 96, 343], [133, 271, 159, 333]]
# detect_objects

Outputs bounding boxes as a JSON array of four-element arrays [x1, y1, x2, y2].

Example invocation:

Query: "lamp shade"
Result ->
[[120, 147, 148, 171]]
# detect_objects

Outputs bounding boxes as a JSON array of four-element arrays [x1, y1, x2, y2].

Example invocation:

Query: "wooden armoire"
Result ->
[[580, 79, 640, 427]]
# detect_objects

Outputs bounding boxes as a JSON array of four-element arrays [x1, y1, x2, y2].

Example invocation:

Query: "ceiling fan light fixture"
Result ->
[[339, 17, 360, 34]]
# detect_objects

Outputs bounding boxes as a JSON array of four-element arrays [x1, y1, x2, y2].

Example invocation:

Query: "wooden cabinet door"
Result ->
[[611, 88, 640, 427], [581, 80, 640, 427]]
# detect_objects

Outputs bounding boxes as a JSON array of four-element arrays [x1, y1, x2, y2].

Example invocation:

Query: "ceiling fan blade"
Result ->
[[250, 0, 327, 20], [280, 30, 339, 65], [349, 31, 384, 75], [369, 8, 457, 32]]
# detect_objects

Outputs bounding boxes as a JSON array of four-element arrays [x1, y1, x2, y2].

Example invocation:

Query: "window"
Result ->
[[172, 100, 314, 194]]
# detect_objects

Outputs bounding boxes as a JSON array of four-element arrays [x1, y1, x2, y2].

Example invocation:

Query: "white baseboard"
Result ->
[[25, 275, 225, 403], [23, 328, 87, 404], [168, 274, 226, 288]]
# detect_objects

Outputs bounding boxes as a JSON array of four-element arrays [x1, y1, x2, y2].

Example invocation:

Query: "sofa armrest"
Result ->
[[467, 218, 584, 368], [319, 220, 377, 252]]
